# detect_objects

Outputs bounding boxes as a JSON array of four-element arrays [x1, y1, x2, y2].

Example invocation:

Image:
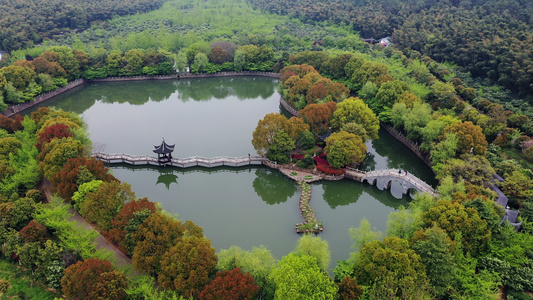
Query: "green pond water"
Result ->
[[30, 76, 436, 268]]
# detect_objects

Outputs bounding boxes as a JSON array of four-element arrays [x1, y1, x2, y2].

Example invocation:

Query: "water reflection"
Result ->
[[252, 168, 296, 205], [320, 180, 363, 209], [156, 170, 179, 189], [360, 152, 376, 172], [174, 77, 276, 102]]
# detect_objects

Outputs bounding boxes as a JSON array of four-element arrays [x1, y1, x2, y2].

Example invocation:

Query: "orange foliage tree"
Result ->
[[131, 212, 203, 276], [158, 236, 218, 298], [299, 102, 337, 135], [441, 121, 488, 156]]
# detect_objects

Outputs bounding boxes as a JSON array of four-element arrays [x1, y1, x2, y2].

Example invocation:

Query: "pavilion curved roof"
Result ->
[[153, 139, 175, 154]]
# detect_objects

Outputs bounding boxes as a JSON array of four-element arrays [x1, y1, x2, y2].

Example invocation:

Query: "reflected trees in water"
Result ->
[[252, 168, 296, 205]]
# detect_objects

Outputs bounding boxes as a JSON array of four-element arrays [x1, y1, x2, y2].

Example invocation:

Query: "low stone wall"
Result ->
[[279, 97, 299, 117], [4, 79, 86, 117], [380, 122, 434, 171], [180, 71, 280, 79], [90, 75, 178, 82]]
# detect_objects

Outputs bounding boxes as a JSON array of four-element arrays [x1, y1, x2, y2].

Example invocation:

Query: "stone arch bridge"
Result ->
[[346, 168, 437, 197]]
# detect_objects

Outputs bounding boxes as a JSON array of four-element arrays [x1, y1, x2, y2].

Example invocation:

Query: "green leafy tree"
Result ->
[[252, 113, 308, 156], [499, 170, 533, 206], [354, 236, 430, 299], [0, 65, 37, 90], [293, 235, 331, 272], [270, 253, 337, 300], [266, 130, 294, 163], [122, 49, 145, 75], [411, 226, 458, 297], [437, 154, 495, 186], [349, 218, 383, 261], [375, 80, 410, 111], [106, 52, 123, 76], [331, 97, 379, 140], [422, 200, 491, 255], [234, 49, 245, 72], [324, 131, 366, 168], [217, 245, 276, 299], [192, 52, 209, 73], [47, 46, 82, 80], [72, 180, 103, 211], [37, 137, 83, 179], [79, 181, 135, 230]]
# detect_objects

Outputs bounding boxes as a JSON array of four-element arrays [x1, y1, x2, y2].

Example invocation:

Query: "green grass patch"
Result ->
[[303, 146, 322, 156], [0, 259, 58, 300], [304, 175, 313, 180]]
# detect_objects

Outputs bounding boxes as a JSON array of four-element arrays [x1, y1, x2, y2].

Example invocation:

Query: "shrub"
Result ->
[[314, 157, 345, 176]]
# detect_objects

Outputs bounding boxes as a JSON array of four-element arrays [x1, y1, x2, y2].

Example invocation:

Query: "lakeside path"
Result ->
[[41, 179, 135, 272]]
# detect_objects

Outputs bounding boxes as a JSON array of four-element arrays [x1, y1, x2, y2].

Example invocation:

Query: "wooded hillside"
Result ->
[[249, 0, 533, 97], [0, 0, 166, 51]]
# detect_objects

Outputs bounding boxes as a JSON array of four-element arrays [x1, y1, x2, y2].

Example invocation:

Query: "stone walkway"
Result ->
[[279, 167, 322, 183], [41, 179, 136, 273]]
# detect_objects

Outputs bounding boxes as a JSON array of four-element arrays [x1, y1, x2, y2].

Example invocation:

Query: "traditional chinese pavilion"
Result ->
[[153, 138, 175, 165]]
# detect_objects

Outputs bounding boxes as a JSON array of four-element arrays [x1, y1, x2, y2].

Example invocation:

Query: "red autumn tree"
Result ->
[[61, 258, 115, 300], [199, 268, 260, 300], [36, 123, 72, 151], [32, 57, 67, 78], [105, 197, 158, 254], [19, 220, 50, 244], [0, 114, 23, 133], [158, 236, 218, 298], [50, 156, 117, 201], [299, 102, 337, 135], [209, 47, 230, 64], [338, 276, 364, 300]]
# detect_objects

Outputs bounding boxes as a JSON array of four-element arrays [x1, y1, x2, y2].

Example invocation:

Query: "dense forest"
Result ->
[[1, 0, 533, 298], [249, 0, 533, 97], [0, 0, 167, 51]]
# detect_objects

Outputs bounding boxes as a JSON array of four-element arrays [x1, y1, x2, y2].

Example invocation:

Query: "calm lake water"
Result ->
[[30, 76, 436, 268]]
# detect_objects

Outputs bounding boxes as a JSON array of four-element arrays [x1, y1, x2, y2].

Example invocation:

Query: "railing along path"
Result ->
[[91, 152, 265, 168]]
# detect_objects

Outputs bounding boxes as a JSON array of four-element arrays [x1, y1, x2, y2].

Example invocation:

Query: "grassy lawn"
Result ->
[[0, 259, 58, 300]]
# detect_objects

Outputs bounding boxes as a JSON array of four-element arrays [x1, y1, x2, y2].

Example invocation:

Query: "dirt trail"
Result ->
[[41, 179, 135, 271]]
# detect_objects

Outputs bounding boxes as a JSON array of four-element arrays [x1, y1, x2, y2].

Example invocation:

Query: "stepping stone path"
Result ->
[[295, 181, 323, 234]]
